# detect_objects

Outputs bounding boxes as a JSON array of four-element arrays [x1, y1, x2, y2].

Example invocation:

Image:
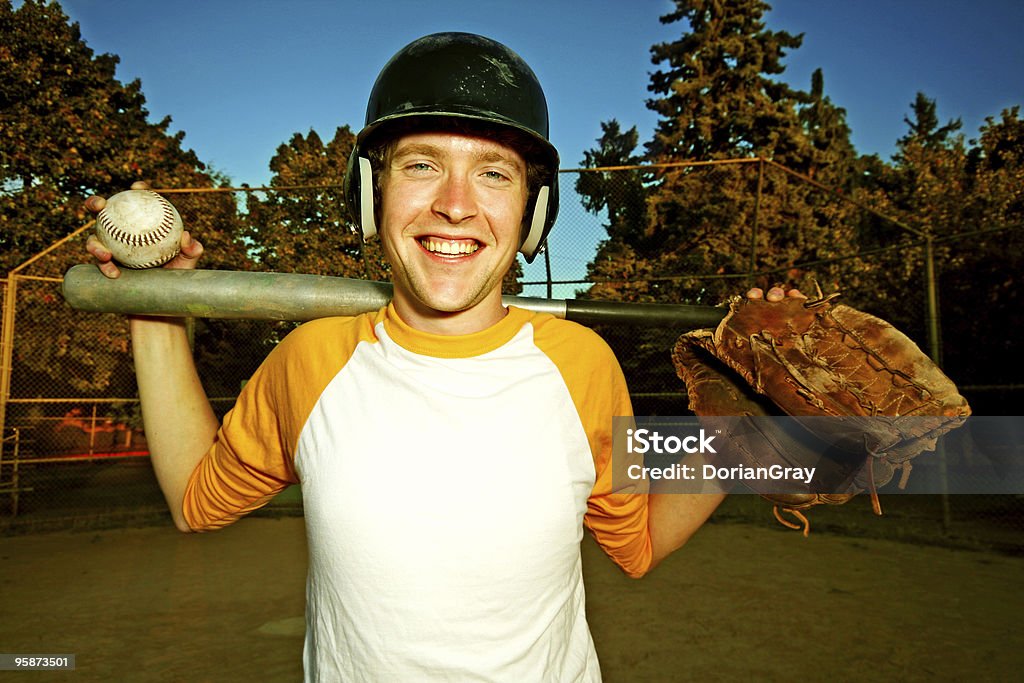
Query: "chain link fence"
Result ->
[[2, 162, 1021, 549]]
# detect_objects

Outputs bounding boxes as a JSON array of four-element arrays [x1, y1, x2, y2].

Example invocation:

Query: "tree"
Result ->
[[890, 93, 966, 222], [646, 0, 809, 302], [851, 93, 968, 339], [798, 69, 857, 186], [575, 120, 653, 300], [572, 1, 876, 411], [0, 0, 234, 272], [242, 127, 384, 279], [966, 106, 1024, 222], [901, 92, 963, 150], [645, 0, 809, 165], [644, 1, 871, 303], [578, 0, 862, 309], [941, 108, 1024, 412], [0, 0, 252, 405]]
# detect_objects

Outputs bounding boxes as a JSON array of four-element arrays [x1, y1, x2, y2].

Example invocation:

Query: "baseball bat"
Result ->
[[61, 264, 727, 329]]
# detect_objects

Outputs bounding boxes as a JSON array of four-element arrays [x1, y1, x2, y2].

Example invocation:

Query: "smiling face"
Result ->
[[377, 131, 529, 334]]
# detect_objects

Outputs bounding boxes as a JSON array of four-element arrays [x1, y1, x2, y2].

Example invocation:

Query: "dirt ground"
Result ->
[[1, 516, 1022, 682]]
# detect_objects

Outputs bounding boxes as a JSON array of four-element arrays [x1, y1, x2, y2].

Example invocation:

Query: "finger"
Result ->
[[86, 234, 111, 260], [765, 286, 786, 302], [162, 231, 204, 270], [84, 195, 106, 214], [86, 235, 122, 279], [787, 288, 807, 299], [746, 288, 764, 300], [97, 259, 122, 279], [179, 231, 204, 259], [130, 180, 152, 191]]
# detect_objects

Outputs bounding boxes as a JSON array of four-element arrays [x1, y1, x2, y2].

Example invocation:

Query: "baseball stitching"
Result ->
[[121, 249, 181, 269], [98, 191, 177, 247]]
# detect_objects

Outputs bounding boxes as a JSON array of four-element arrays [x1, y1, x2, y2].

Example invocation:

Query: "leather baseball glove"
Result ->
[[671, 289, 971, 534]]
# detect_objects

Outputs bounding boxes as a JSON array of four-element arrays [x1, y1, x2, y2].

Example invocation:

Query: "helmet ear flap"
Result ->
[[519, 185, 550, 263], [357, 157, 378, 240]]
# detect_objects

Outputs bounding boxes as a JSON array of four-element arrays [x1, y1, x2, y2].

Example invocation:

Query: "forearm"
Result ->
[[130, 316, 219, 531], [646, 490, 727, 569]]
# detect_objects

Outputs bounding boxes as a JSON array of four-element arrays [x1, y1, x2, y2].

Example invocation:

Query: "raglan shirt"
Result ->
[[182, 304, 652, 682]]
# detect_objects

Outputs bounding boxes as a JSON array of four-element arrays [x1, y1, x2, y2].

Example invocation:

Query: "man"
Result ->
[[87, 32, 793, 682]]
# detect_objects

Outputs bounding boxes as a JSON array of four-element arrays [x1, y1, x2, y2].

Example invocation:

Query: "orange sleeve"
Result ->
[[183, 313, 376, 530], [532, 317, 653, 578]]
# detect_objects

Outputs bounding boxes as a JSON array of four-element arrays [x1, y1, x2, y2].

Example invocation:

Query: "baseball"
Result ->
[[95, 189, 184, 269]]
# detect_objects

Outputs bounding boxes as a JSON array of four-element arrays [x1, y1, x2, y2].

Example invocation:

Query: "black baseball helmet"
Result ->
[[344, 32, 559, 263]]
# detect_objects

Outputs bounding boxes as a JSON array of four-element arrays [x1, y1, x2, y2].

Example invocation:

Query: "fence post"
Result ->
[[0, 274, 18, 442], [543, 246, 553, 299], [924, 235, 952, 531], [1, 427, 23, 517], [89, 403, 98, 458], [924, 235, 942, 365], [750, 158, 764, 274], [11, 427, 20, 517]]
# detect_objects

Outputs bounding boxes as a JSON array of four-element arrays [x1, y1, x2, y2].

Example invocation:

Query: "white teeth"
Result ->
[[420, 238, 479, 255]]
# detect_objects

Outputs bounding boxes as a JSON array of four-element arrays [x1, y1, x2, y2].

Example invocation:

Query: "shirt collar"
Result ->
[[377, 303, 534, 358]]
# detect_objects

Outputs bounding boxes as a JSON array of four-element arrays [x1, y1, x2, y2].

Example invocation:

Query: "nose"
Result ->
[[432, 173, 477, 224]]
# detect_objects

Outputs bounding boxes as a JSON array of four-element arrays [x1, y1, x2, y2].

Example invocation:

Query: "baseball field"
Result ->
[[2, 510, 1021, 681]]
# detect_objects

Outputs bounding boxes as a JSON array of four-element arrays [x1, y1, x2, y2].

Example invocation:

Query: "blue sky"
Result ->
[[57, 0, 1023, 185], [53, 0, 1024, 293]]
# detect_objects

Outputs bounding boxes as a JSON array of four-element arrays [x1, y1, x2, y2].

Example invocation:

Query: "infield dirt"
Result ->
[[1, 516, 1021, 681]]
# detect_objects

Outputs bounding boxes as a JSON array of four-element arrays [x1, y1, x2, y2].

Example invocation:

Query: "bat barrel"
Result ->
[[62, 265, 393, 321], [61, 265, 726, 329]]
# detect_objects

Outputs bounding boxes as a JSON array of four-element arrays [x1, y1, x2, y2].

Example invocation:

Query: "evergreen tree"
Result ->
[[798, 69, 857, 186], [579, 0, 862, 311], [646, 0, 809, 164], [847, 93, 969, 352], [577, 120, 647, 245], [574, 1, 866, 410], [901, 92, 963, 150], [890, 93, 966, 221], [941, 108, 1024, 411], [646, 0, 812, 303], [575, 120, 653, 300]]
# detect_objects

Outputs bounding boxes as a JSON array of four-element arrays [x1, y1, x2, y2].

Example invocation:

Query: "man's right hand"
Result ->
[[84, 181, 204, 279]]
